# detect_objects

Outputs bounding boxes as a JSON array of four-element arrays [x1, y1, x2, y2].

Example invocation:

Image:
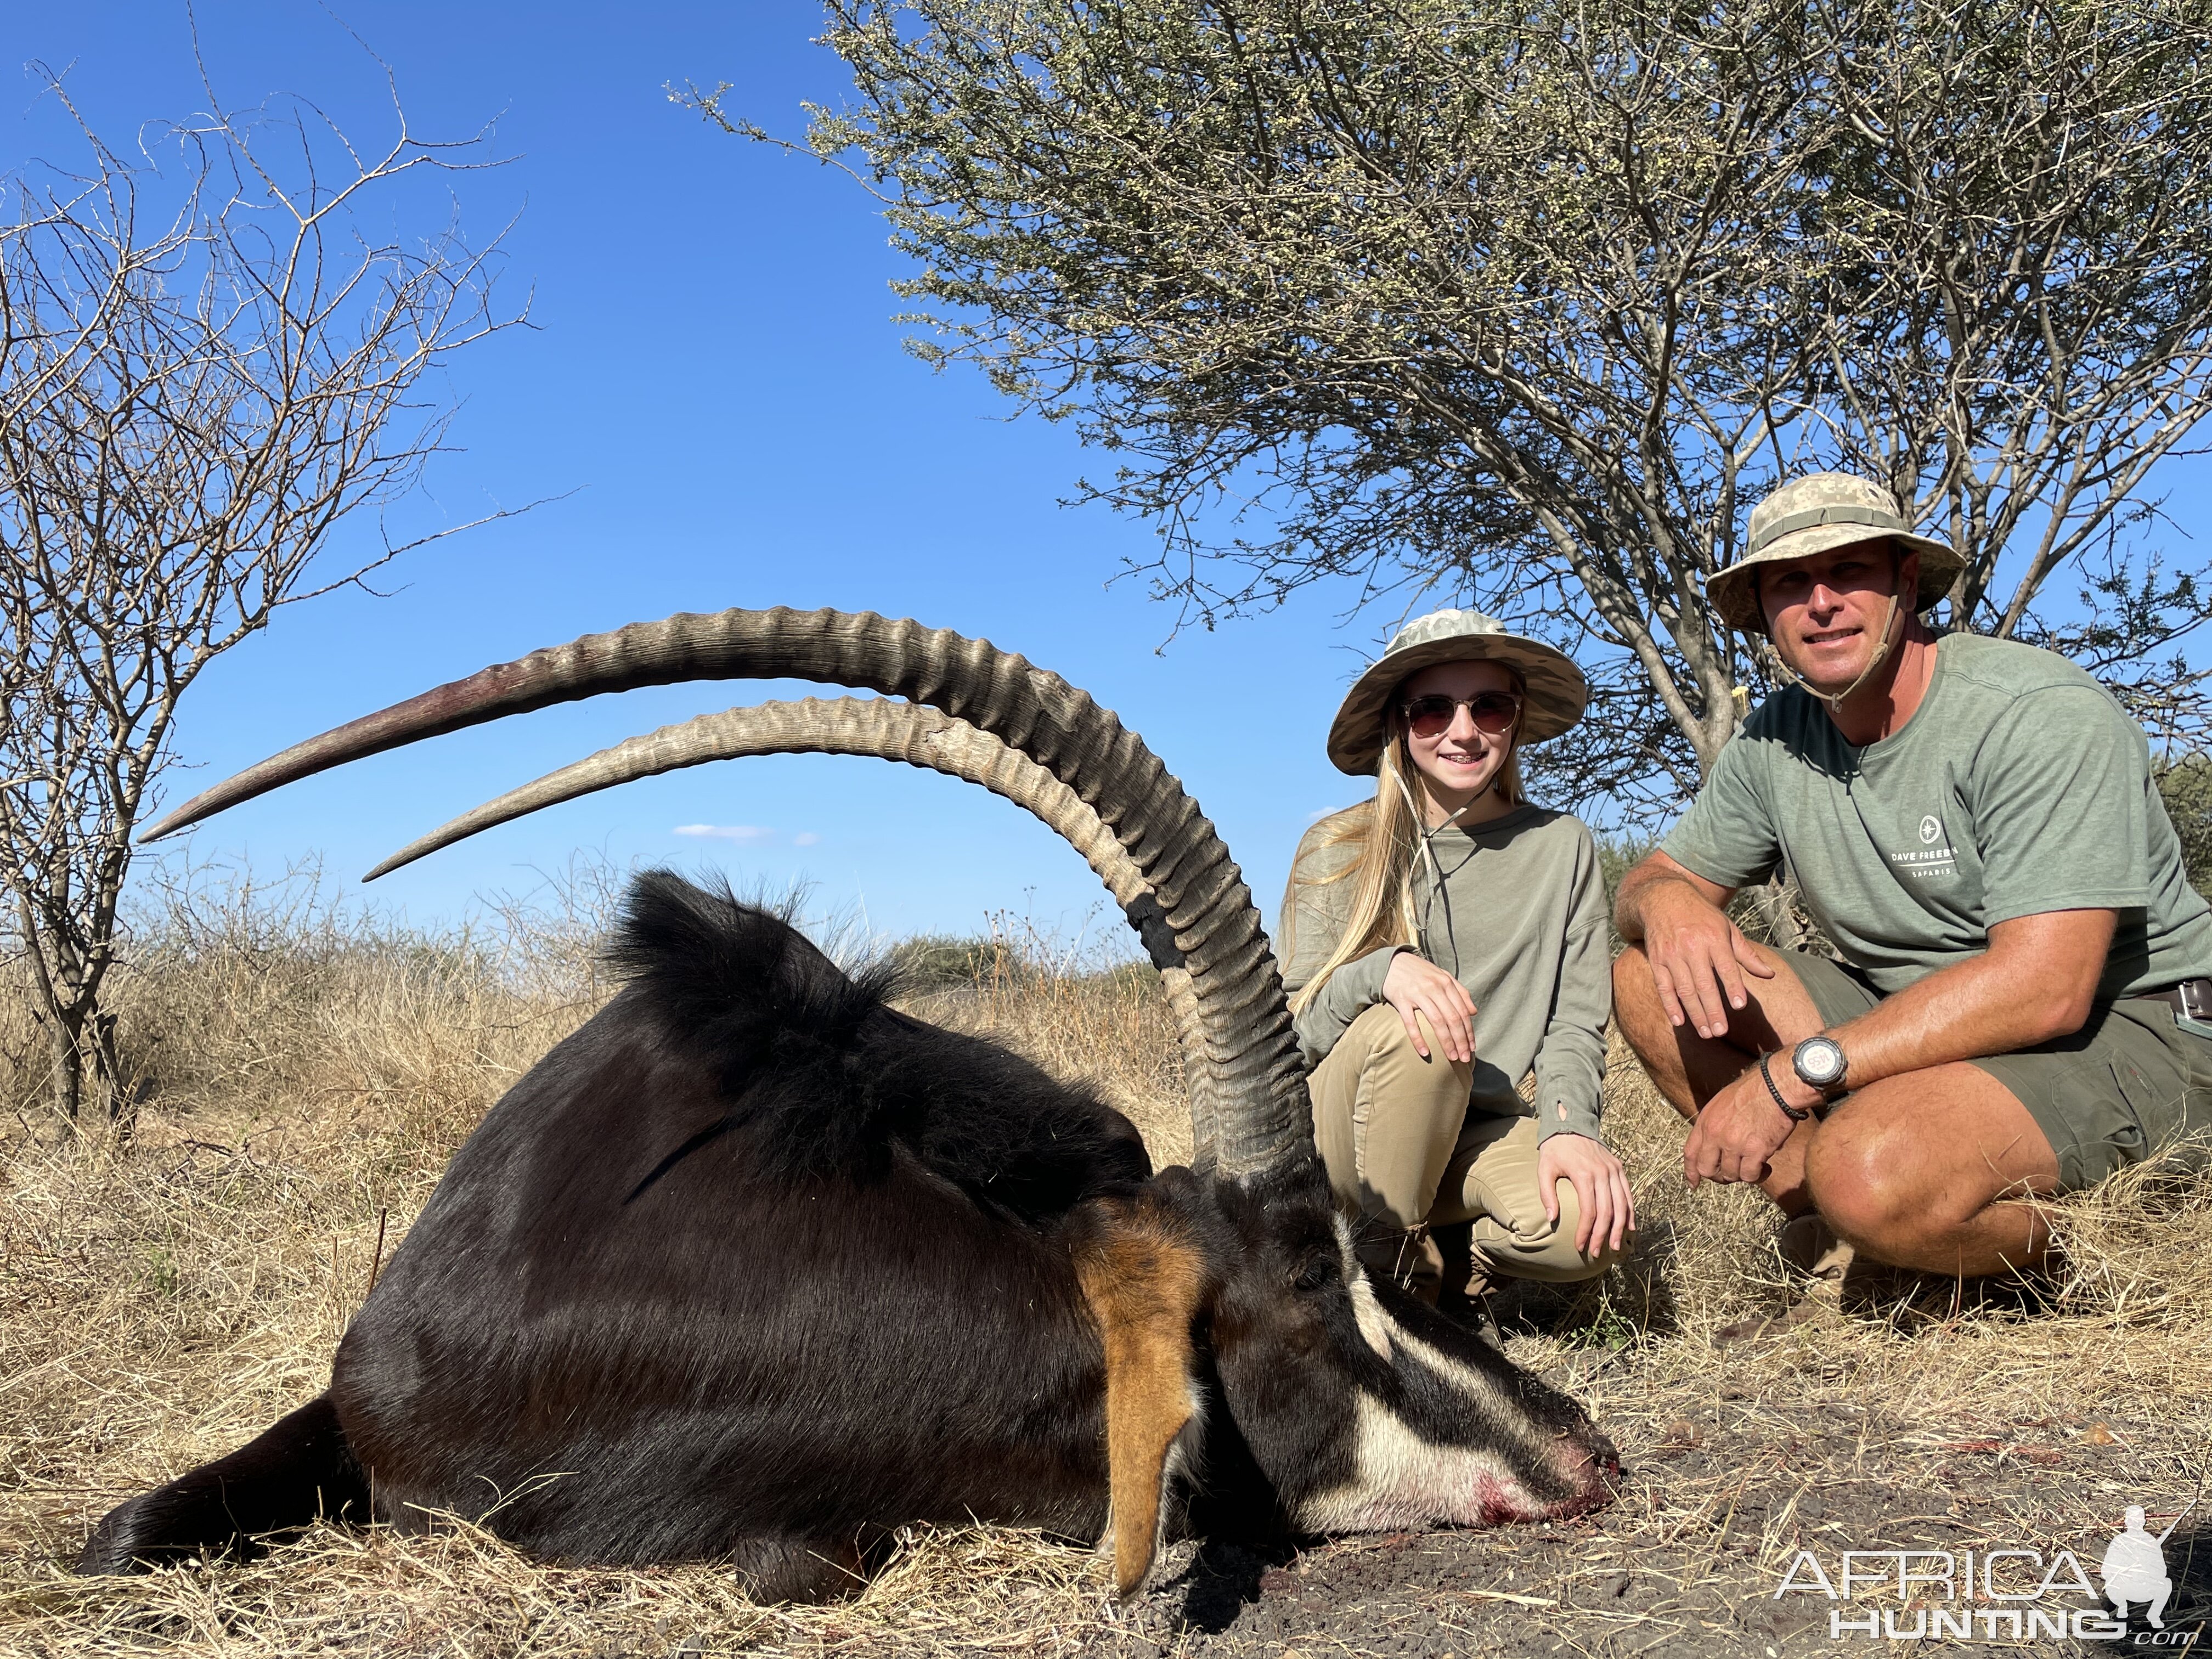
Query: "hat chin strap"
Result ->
[[1390, 743, 1502, 891], [1772, 592, 1900, 715]]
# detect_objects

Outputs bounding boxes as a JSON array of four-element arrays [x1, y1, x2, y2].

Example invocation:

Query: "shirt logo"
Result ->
[[1893, 813, 1958, 881]]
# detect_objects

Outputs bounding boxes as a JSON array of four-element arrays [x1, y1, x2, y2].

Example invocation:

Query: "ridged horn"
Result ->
[[143, 607, 1309, 1177], [363, 696, 1215, 1137]]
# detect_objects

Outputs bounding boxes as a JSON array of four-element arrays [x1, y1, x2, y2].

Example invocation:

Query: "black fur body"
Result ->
[[82, 873, 1615, 1597]]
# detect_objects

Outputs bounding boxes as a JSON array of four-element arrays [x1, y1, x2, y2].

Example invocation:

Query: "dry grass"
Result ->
[[4, 873, 2211, 1655]]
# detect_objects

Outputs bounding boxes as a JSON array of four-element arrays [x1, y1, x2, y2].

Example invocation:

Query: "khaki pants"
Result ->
[[1311, 1003, 1620, 1294]]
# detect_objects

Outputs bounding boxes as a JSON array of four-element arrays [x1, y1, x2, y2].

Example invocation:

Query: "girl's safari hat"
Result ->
[[1326, 608, 1589, 776], [1707, 472, 1964, 634]]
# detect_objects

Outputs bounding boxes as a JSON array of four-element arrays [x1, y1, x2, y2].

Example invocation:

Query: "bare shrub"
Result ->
[[7, 883, 2212, 1652], [0, 55, 522, 1130]]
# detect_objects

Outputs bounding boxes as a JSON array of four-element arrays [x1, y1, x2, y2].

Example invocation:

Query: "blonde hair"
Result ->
[[1286, 684, 1526, 1016]]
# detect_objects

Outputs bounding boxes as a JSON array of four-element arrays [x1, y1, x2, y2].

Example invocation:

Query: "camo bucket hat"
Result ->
[[1327, 609, 1588, 776], [1707, 472, 1964, 634]]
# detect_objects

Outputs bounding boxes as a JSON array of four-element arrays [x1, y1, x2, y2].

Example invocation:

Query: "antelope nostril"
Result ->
[[1553, 1431, 1622, 1499]]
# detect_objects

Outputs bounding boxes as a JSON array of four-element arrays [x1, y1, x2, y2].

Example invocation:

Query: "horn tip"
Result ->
[[361, 847, 424, 882], [137, 808, 194, 843]]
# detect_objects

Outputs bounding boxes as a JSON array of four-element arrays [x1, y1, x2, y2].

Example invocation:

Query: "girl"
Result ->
[[1282, 609, 1632, 1316]]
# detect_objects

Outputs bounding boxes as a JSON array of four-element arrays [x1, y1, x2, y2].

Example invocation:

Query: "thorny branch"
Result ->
[[696, 0, 2212, 819], [0, 63, 523, 1128]]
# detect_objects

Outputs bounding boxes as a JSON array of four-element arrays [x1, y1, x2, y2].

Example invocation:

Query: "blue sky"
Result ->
[[3, 1, 1389, 950], [4, 4, 2206, 951]]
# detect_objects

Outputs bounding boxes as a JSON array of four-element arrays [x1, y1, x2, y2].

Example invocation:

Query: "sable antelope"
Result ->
[[81, 607, 1617, 1601]]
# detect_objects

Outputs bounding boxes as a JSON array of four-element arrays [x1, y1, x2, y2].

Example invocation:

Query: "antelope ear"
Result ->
[[1073, 1205, 1209, 1601]]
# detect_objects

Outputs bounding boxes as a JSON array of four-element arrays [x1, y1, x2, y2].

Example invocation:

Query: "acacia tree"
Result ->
[[0, 73, 517, 1130], [702, 0, 2212, 810]]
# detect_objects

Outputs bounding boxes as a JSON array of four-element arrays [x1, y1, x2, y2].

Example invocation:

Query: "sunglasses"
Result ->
[[1401, 691, 1523, 738]]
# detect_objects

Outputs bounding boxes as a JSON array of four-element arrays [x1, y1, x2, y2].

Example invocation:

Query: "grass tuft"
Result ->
[[5, 871, 2211, 1654]]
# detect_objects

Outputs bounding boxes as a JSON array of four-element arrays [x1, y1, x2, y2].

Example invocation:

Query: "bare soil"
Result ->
[[1103, 1398, 2209, 1659], [5, 896, 2211, 1657]]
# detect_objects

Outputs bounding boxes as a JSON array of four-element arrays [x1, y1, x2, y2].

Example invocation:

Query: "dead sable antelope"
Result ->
[[81, 606, 1617, 1601]]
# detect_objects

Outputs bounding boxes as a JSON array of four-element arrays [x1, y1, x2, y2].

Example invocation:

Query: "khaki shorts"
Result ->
[[1784, 950, 2212, 1192]]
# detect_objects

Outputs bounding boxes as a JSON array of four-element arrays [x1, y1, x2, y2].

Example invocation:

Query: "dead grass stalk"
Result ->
[[4, 878, 2210, 1654]]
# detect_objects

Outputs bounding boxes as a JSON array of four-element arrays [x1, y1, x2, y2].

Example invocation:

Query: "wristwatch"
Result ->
[[1791, 1034, 1849, 1096]]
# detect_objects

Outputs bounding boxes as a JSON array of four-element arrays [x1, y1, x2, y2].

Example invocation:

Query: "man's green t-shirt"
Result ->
[[1662, 633, 2212, 998]]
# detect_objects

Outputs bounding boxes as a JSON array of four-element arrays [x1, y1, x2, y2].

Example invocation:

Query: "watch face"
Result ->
[[1795, 1036, 1848, 1088]]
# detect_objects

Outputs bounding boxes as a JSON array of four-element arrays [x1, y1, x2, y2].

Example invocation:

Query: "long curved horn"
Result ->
[[364, 697, 1214, 1132], [143, 608, 1308, 1177]]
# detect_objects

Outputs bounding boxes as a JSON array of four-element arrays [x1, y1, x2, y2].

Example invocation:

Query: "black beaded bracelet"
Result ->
[[1758, 1052, 1813, 1122]]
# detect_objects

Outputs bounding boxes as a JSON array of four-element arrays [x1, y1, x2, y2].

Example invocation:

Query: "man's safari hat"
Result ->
[[1707, 472, 1965, 634], [1327, 608, 1588, 776]]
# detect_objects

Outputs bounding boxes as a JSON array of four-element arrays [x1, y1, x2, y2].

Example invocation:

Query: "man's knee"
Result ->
[[1805, 1068, 2062, 1260], [1611, 946, 1669, 1047], [1612, 944, 1655, 1012], [1802, 1121, 1925, 1256]]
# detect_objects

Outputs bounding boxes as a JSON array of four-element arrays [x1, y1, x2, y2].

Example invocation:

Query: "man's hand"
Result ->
[[1537, 1132, 1634, 1255], [1682, 1059, 1807, 1187], [1636, 875, 1775, 1041], [1382, 950, 1477, 1063]]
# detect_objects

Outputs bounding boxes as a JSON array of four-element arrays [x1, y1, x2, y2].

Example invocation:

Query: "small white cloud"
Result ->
[[673, 824, 775, 843], [792, 831, 821, 847], [1307, 806, 1343, 822]]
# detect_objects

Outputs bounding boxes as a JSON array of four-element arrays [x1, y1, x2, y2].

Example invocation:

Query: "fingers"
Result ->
[[1387, 959, 1476, 1063], [1425, 968, 1476, 1063], [1571, 1166, 1599, 1257], [1585, 1161, 1633, 1256], [1680, 942, 1738, 1040], [1426, 1003, 1474, 1064], [1651, 956, 1689, 1029], [1711, 947, 1751, 1023], [1650, 919, 1775, 1040], [1685, 1093, 1784, 1192], [1652, 938, 1730, 1040], [1733, 933, 1778, 979], [1683, 1115, 1723, 1189], [1396, 1001, 1432, 1060], [1540, 1143, 1634, 1259]]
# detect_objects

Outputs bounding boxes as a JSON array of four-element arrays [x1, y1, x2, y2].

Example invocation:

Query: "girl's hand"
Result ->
[[1537, 1132, 1635, 1257], [1381, 950, 1477, 1063]]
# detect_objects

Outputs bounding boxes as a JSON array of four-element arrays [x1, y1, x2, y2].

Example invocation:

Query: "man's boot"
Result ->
[[1717, 1212, 1854, 1344], [1778, 1212, 1854, 1282]]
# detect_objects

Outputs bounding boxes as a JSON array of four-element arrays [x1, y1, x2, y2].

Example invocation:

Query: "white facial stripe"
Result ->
[[1296, 1392, 1532, 1532], [1331, 1217, 1396, 1361], [1391, 1323, 1511, 1405], [1331, 1214, 1361, 1271], [1346, 1267, 1395, 1361], [1390, 1322, 1571, 1472]]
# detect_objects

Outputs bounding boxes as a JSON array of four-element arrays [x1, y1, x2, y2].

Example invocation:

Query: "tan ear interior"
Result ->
[[1073, 1211, 1209, 1601]]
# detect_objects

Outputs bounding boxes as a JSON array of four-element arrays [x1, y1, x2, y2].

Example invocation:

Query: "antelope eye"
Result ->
[[1291, 1256, 1338, 1294]]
